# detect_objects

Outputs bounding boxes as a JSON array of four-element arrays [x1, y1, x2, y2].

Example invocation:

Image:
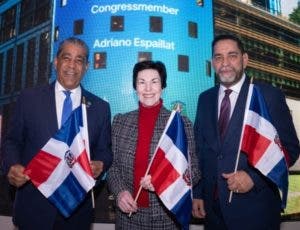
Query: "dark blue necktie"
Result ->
[[218, 89, 232, 140], [61, 90, 72, 125]]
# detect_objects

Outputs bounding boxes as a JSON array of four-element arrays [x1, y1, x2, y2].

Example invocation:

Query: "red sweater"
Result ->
[[133, 99, 162, 207]]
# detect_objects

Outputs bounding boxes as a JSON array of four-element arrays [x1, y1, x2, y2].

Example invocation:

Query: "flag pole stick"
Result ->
[[129, 110, 177, 217], [228, 78, 253, 203], [82, 96, 95, 208], [228, 120, 245, 202]]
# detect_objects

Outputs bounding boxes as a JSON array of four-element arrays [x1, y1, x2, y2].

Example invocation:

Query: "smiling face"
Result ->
[[54, 42, 89, 90], [212, 39, 248, 88], [136, 69, 163, 107]]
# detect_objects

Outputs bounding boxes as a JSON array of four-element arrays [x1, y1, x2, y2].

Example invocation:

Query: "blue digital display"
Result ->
[[52, 0, 214, 121]]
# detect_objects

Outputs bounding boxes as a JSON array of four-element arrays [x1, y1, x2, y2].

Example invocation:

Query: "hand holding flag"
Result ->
[[24, 105, 95, 217], [230, 84, 289, 208], [132, 109, 192, 229]]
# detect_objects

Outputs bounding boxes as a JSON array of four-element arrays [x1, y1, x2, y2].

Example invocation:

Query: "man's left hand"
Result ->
[[90, 161, 104, 178], [222, 170, 254, 193]]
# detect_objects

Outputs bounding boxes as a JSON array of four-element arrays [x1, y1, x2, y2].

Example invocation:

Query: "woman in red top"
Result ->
[[107, 60, 201, 229]]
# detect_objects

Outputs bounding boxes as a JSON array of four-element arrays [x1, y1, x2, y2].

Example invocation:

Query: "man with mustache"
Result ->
[[192, 34, 300, 230], [2, 37, 112, 230]]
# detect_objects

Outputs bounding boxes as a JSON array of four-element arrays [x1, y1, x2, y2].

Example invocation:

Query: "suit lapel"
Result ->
[[211, 86, 222, 148], [223, 78, 250, 145], [42, 83, 59, 136], [81, 88, 89, 116], [204, 86, 221, 153]]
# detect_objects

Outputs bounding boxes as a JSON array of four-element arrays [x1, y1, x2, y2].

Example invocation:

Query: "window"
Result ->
[[15, 44, 24, 91], [35, 1, 51, 25], [150, 16, 163, 33], [0, 53, 3, 95], [74, 19, 84, 35], [138, 52, 152, 62], [188, 21, 198, 38], [94, 52, 107, 69], [196, 0, 204, 7], [111, 16, 124, 31], [0, 6, 16, 43], [54, 26, 59, 41], [178, 55, 189, 72], [4, 49, 13, 94], [25, 38, 36, 88], [37, 32, 51, 85], [20, 0, 51, 33], [206, 60, 211, 77], [61, 0, 68, 6], [252, 0, 269, 10]]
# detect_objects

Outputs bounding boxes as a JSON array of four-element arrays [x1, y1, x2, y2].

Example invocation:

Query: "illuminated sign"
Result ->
[[53, 0, 214, 120]]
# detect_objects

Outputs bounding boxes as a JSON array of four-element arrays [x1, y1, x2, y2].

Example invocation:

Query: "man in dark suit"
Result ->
[[2, 37, 112, 230], [192, 34, 300, 230]]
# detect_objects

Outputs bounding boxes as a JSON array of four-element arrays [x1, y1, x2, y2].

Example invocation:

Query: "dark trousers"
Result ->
[[204, 199, 228, 230], [53, 209, 93, 230]]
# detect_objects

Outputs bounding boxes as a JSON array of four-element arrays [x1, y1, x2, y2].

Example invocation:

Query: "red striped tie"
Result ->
[[218, 89, 232, 140]]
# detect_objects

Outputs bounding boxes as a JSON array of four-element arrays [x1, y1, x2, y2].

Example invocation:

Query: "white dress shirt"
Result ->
[[218, 74, 246, 119], [55, 81, 82, 128]]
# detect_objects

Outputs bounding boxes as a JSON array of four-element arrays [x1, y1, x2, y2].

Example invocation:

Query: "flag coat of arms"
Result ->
[[241, 84, 289, 208], [149, 110, 192, 229], [24, 106, 95, 217]]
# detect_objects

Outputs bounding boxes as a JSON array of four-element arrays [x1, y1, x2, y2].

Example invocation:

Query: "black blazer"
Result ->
[[2, 81, 112, 229], [193, 77, 300, 229]]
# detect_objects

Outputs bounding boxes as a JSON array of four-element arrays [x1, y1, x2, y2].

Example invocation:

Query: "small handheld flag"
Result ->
[[149, 110, 192, 229], [232, 84, 289, 208], [25, 106, 95, 217]]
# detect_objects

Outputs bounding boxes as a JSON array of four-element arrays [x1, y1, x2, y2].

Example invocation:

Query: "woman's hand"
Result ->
[[140, 175, 155, 191], [117, 190, 138, 214]]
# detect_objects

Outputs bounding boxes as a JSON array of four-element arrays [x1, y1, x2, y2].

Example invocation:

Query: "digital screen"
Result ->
[[52, 0, 214, 121]]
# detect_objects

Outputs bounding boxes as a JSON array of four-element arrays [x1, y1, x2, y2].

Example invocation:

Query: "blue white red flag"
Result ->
[[149, 110, 192, 229], [241, 84, 289, 208], [25, 106, 95, 217]]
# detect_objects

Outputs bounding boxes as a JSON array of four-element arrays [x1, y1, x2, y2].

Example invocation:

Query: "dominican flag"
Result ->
[[241, 84, 289, 208], [24, 105, 95, 217], [149, 110, 192, 230]]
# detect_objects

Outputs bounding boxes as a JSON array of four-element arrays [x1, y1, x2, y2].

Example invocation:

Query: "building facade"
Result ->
[[0, 0, 52, 138], [214, 0, 300, 98]]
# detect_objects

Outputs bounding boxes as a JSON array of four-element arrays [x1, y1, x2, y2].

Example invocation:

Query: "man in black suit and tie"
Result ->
[[2, 37, 112, 230], [192, 34, 300, 230]]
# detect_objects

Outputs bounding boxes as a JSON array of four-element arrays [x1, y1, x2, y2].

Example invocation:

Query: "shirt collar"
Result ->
[[55, 81, 81, 94], [220, 73, 246, 94]]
